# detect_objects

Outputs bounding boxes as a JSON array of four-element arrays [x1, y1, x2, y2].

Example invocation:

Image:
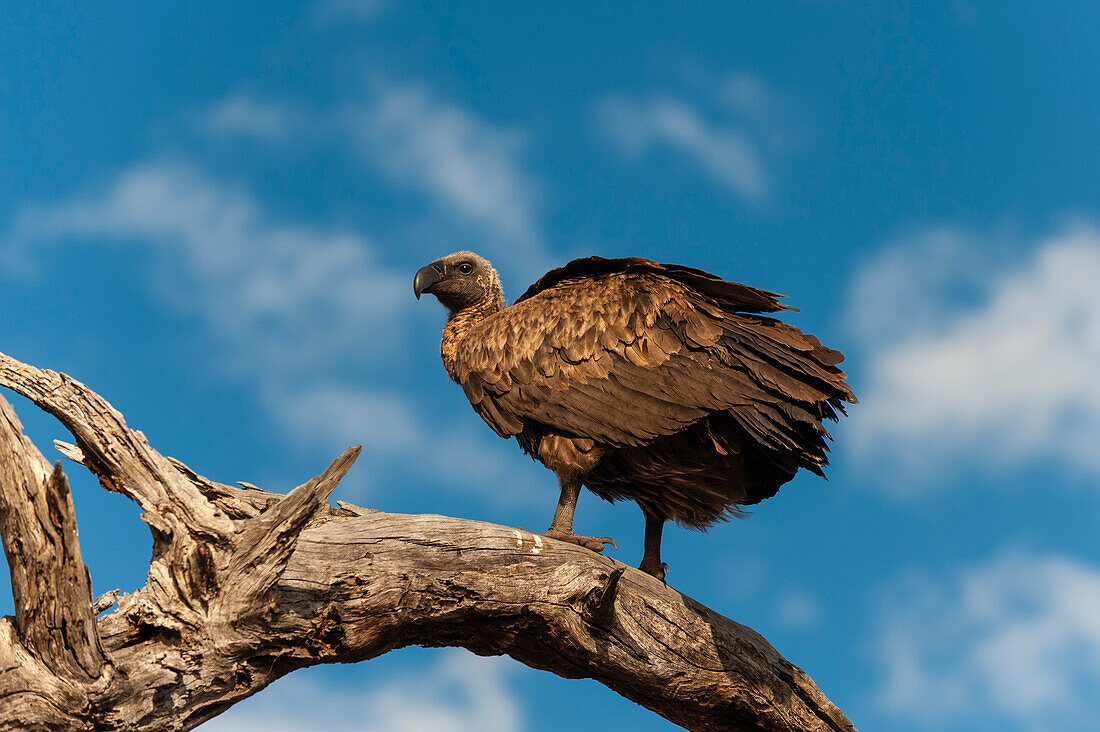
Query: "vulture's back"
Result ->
[[451, 256, 855, 526]]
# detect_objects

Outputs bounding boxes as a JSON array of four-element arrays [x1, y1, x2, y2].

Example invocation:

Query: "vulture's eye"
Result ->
[[458, 263, 474, 275]]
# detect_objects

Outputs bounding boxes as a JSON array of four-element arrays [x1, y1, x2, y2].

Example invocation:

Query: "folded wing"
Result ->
[[451, 257, 855, 471]]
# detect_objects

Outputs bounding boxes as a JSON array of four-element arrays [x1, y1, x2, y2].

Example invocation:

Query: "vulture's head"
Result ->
[[413, 251, 504, 313]]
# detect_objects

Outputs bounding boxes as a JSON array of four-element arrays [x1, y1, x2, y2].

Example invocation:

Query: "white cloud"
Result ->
[[274, 381, 542, 506], [17, 159, 406, 371], [847, 223, 1100, 487], [201, 93, 297, 140], [598, 93, 768, 202], [202, 650, 522, 732], [193, 81, 551, 282], [773, 587, 823, 630], [278, 385, 424, 453], [845, 226, 997, 348], [872, 548, 1100, 729], [720, 72, 778, 122], [344, 81, 549, 277], [9, 159, 417, 458]]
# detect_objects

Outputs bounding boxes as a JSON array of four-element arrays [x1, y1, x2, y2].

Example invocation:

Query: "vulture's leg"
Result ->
[[637, 509, 668, 582], [537, 477, 616, 553]]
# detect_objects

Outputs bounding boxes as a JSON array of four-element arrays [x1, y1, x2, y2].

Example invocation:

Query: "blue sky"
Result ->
[[3, 2, 1100, 729]]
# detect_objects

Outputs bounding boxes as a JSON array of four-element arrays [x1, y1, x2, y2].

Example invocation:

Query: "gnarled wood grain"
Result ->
[[0, 349, 855, 731], [0, 399, 104, 683]]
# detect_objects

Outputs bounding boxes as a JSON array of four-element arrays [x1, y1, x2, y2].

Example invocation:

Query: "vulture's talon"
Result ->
[[538, 530, 617, 554], [639, 560, 669, 583]]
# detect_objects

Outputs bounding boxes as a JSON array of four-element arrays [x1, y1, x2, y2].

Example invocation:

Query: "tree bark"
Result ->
[[0, 350, 856, 732]]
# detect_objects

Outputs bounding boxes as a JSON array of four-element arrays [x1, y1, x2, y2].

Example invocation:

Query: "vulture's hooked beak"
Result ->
[[413, 263, 444, 300]]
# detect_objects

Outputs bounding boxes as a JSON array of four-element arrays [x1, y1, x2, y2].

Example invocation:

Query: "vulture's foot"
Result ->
[[538, 529, 617, 553], [638, 558, 669, 582]]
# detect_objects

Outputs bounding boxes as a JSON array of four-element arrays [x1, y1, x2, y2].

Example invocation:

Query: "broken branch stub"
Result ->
[[0, 399, 104, 682], [218, 445, 362, 621]]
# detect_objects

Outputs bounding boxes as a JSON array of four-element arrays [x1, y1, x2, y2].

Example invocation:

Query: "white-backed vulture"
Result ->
[[415, 252, 855, 580]]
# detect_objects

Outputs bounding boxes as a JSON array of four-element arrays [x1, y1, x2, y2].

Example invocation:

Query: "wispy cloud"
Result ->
[[599, 95, 767, 202], [773, 587, 823, 630], [598, 73, 789, 203], [343, 81, 549, 277], [277, 385, 424, 453], [844, 225, 1011, 349], [196, 81, 551, 282], [203, 650, 523, 732], [275, 381, 541, 505], [872, 548, 1100, 729], [200, 93, 298, 141], [846, 223, 1100, 489], [719, 72, 778, 121], [16, 159, 406, 371], [8, 161, 409, 448]]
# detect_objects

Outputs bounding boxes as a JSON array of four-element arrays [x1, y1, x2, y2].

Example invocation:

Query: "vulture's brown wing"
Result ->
[[516, 256, 792, 314], [454, 257, 854, 460]]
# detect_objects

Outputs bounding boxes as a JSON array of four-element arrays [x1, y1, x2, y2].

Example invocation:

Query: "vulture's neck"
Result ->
[[440, 292, 504, 382]]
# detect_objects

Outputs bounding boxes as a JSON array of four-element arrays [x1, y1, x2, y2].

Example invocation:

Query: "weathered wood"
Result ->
[[217, 446, 361, 619], [0, 399, 104, 682], [0, 349, 856, 731]]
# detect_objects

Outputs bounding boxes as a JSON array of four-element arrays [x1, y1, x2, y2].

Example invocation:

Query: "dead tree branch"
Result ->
[[0, 350, 856, 731]]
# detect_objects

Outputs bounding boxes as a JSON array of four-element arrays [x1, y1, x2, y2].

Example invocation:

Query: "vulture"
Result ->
[[414, 252, 855, 580]]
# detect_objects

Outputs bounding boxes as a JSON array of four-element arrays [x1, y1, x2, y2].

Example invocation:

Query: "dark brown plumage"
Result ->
[[414, 251, 855, 580]]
